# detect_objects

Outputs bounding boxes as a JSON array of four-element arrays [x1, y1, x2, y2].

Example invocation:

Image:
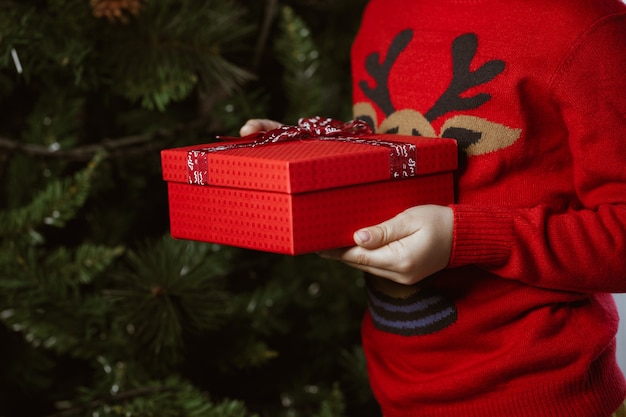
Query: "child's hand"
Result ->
[[319, 205, 454, 285], [239, 119, 283, 136]]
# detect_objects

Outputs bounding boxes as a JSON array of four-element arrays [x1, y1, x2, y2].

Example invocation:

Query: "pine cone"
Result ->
[[90, 0, 146, 23]]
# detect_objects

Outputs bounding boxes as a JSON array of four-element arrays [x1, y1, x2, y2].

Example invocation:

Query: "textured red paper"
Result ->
[[161, 134, 457, 255]]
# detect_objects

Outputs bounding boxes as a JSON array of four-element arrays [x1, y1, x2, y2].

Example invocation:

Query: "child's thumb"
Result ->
[[354, 229, 372, 246], [354, 226, 389, 249], [354, 211, 415, 249]]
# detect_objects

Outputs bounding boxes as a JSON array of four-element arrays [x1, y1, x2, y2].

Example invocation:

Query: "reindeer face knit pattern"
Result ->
[[351, 0, 626, 416]]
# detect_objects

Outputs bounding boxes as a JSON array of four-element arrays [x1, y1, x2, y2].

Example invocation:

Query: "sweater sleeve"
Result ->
[[448, 12, 626, 294]]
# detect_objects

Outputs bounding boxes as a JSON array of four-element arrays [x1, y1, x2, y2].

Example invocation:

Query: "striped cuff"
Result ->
[[448, 204, 514, 268]]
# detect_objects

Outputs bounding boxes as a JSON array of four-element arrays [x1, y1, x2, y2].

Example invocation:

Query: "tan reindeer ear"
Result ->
[[379, 109, 437, 137], [353, 102, 379, 130], [440, 115, 521, 156]]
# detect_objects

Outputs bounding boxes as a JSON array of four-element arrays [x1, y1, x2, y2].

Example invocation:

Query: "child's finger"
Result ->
[[354, 210, 418, 249], [239, 119, 283, 136]]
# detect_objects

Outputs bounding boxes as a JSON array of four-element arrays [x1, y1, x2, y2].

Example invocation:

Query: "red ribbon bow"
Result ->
[[218, 116, 374, 144], [187, 116, 416, 185]]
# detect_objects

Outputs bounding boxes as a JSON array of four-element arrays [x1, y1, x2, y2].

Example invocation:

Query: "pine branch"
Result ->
[[0, 133, 154, 161], [0, 243, 125, 359], [0, 118, 207, 161], [0, 152, 104, 238], [44, 244, 126, 287], [46, 386, 175, 417], [252, 0, 279, 70], [47, 378, 257, 417], [105, 237, 241, 368], [274, 5, 325, 121], [102, 0, 255, 111]]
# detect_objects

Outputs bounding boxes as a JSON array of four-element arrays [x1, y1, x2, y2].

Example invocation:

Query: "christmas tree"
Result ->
[[0, 1, 378, 416]]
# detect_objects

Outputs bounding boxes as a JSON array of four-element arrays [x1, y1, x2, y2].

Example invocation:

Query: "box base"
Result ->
[[167, 174, 454, 255]]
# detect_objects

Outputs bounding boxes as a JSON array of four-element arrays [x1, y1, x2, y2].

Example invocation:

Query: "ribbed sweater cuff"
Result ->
[[448, 204, 514, 268]]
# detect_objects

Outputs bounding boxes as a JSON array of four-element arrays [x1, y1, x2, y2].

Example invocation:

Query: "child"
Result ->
[[240, 0, 626, 415]]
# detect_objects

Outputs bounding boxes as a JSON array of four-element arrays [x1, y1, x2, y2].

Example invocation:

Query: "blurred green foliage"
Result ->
[[0, 1, 378, 416]]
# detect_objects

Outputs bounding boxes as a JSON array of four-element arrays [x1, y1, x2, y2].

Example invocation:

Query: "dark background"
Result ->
[[0, 1, 378, 416]]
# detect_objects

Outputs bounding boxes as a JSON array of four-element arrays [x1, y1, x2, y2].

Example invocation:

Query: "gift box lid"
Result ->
[[161, 118, 458, 194]]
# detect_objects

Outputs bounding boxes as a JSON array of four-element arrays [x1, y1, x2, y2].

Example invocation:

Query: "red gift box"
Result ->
[[161, 118, 457, 255]]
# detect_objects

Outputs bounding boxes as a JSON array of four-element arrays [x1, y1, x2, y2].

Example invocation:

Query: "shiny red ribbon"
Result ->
[[187, 116, 417, 186]]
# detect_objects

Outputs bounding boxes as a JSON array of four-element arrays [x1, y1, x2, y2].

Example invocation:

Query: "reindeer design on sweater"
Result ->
[[357, 31, 522, 336], [354, 30, 521, 156]]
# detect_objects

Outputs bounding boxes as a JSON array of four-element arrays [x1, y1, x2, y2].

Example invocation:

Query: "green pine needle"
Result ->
[[315, 383, 347, 417], [103, 0, 254, 111], [0, 243, 124, 359], [0, 151, 105, 242], [107, 236, 240, 366], [274, 6, 325, 121], [59, 376, 258, 417]]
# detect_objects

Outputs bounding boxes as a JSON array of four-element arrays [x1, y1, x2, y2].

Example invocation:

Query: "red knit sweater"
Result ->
[[351, 0, 626, 416]]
